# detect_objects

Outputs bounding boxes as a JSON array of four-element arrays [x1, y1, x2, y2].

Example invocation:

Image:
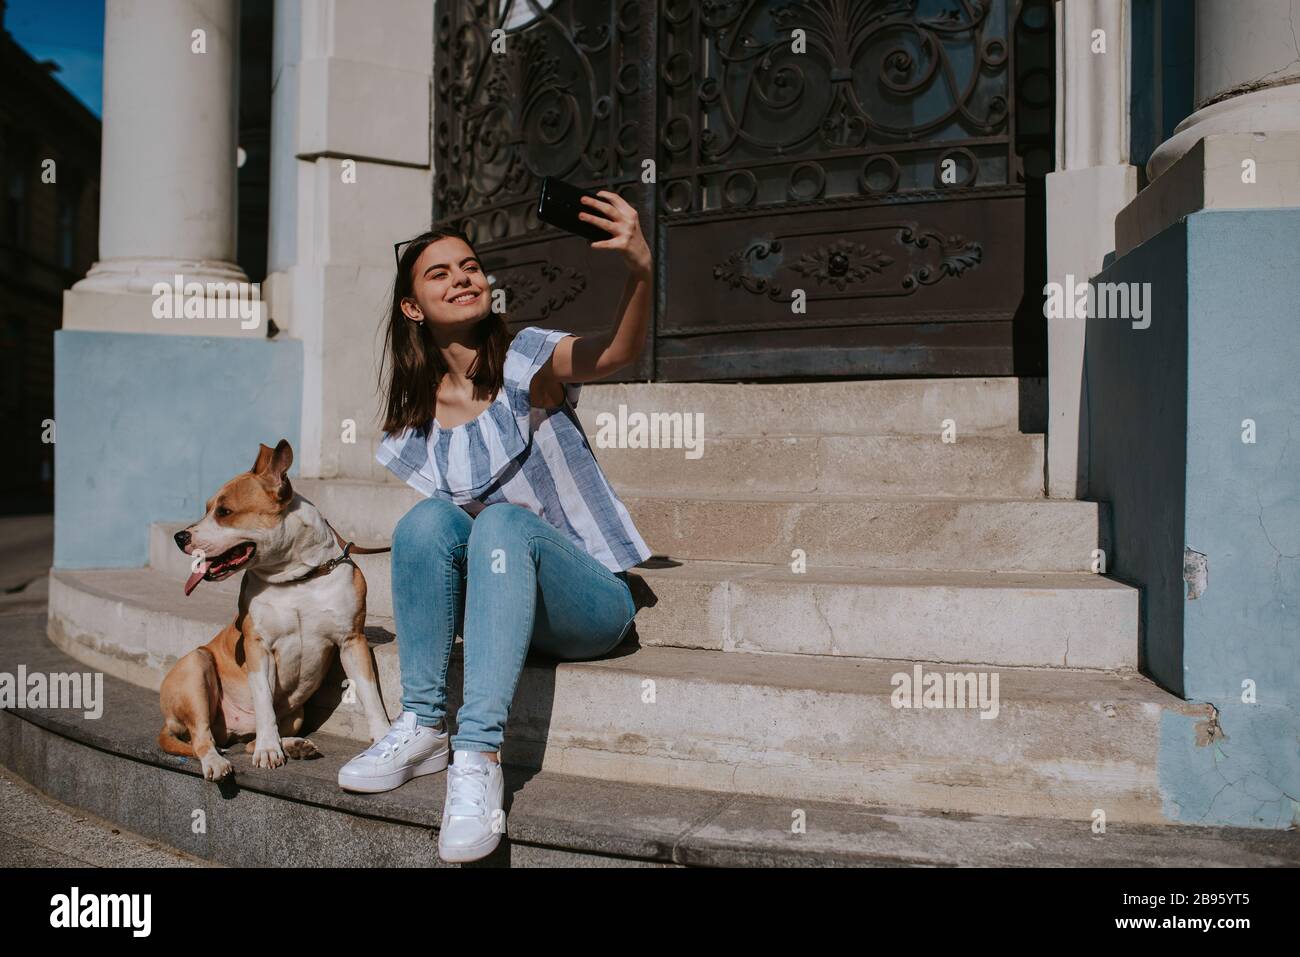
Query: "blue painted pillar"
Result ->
[[1086, 208, 1300, 827], [54, 332, 302, 569]]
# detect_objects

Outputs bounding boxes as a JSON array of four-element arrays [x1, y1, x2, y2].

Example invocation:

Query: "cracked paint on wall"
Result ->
[[1161, 705, 1300, 828]]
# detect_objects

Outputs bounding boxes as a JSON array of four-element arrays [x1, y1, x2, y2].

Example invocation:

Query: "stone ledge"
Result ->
[[1117, 132, 1300, 257], [62, 288, 267, 338]]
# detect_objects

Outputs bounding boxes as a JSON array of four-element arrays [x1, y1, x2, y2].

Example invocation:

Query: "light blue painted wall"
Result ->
[[53, 331, 302, 569], [1164, 209, 1300, 828], [1089, 209, 1300, 828]]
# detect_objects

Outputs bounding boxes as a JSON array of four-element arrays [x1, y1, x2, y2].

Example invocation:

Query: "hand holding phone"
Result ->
[[536, 177, 652, 280], [536, 177, 612, 243]]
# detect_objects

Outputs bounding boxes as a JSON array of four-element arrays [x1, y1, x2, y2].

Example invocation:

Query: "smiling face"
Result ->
[[400, 236, 491, 328]]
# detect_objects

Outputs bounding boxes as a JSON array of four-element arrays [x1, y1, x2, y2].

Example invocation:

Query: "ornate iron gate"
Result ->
[[433, 0, 1053, 381]]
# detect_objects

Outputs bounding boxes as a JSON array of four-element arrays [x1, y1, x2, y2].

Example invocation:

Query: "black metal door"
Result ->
[[433, 0, 1053, 381]]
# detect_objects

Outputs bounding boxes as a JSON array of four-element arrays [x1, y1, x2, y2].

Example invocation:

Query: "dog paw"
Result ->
[[200, 752, 233, 781], [251, 740, 286, 769], [281, 737, 321, 760]]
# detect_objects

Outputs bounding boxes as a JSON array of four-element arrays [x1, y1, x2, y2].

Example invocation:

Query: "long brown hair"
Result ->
[[378, 227, 510, 435]]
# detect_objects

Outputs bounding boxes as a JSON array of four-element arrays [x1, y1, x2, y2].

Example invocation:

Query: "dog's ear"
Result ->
[[269, 439, 294, 477], [253, 440, 294, 503], [269, 439, 293, 502]]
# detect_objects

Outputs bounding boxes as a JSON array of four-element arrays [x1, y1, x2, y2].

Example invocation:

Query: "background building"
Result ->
[[0, 0, 100, 514]]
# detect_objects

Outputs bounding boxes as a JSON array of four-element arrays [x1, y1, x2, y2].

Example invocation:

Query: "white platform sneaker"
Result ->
[[438, 749, 506, 863], [337, 711, 449, 793]]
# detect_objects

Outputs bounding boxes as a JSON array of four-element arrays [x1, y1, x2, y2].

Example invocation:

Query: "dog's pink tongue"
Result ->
[[183, 559, 210, 597]]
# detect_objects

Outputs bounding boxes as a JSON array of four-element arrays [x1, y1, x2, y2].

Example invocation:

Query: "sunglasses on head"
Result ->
[[393, 235, 425, 270]]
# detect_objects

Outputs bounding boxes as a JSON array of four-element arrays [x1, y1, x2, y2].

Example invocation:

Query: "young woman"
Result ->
[[337, 190, 653, 863]]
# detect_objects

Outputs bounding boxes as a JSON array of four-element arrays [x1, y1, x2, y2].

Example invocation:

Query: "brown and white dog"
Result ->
[[157, 439, 391, 781]]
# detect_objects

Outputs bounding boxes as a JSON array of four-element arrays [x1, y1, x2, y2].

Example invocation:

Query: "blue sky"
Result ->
[[6, 0, 105, 117]]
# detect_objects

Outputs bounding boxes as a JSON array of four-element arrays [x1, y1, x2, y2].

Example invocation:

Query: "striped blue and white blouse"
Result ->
[[375, 326, 652, 573]]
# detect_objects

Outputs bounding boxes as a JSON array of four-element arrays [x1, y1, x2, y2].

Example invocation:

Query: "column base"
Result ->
[[64, 257, 266, 338], [73, 256, 249, 295], [1118, 131, 1300, 256], [1147, 81, 1300, 181]]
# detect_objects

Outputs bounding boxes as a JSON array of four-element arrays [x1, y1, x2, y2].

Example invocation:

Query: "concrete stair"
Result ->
[[42, 377, 1183, 836], [147, 523, 1136, 669], [47, 565, 1202, 824], [569, 378, 1040, 437], [294, 481, 1106, 573], [11, 615, 1290, 867], [555, 433, 1044, 499], [574, 378, 1045, 500], [360, 377, 1044, 491]]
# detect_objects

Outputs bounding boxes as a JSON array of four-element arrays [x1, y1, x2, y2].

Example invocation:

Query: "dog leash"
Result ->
[[327, 522, 392, 556], [280, 521, 391, 584]]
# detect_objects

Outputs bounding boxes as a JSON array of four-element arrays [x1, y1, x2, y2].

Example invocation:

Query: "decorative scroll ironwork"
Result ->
[[711, 223, 983, 301], [430, 1, 1053, 379], [659, 0, 1022, 213], [493, 261, 589, 317], [791, 239, 895, 290], [435, 0, 1043, 230], [434, 0, 650, 242]]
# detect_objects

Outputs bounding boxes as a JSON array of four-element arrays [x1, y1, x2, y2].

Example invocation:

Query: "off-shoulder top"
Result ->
[[375, 325, 652, 573]]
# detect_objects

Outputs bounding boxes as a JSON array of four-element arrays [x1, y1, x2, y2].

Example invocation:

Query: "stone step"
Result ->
[[363, 433, 1047, 500], [569, 378, 1042, 437], [294, 479, 1105, 573], [46, 567, 1202, 824], [591, 432, 1044, 499], [10, 614, 1291, 866], [360, 381, 1046, 492], [148, 524, 1135, 669]]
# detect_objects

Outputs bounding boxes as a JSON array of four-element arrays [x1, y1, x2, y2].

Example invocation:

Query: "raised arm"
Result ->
[[541, 190, 652, 385]]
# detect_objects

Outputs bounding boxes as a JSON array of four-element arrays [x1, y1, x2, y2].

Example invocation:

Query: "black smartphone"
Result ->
[[537, 176, 611, 243]]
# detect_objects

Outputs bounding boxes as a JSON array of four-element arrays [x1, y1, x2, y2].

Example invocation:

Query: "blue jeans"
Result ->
[[390, 498, 637, 753]]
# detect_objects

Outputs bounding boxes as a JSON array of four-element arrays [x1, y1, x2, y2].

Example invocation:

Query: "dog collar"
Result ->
[[273, 522, 393, 585], [278, 542, 357, 585]]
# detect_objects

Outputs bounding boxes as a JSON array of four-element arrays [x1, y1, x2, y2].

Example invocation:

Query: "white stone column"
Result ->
[[65, 0, 256, 335], [1045, 0, 1137, 497], [1147, 0, 1300, 181]]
